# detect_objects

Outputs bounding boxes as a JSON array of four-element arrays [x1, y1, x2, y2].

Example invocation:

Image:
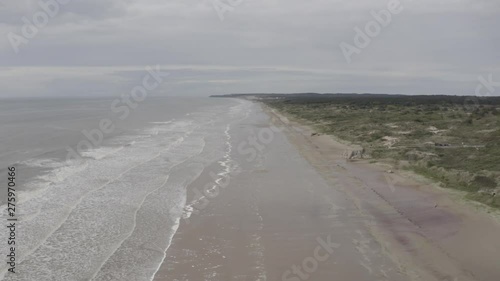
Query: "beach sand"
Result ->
[[153, 101, 500, 281]]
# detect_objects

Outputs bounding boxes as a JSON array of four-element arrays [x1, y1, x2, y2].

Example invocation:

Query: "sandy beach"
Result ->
[[154, 101, 500, 281]]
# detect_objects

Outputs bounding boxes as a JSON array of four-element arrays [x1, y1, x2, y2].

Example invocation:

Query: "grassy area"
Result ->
[[259, 94, 500, 208]]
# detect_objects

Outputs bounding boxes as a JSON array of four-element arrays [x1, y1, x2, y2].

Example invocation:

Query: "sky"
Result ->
[[0, 0, 499, 97]]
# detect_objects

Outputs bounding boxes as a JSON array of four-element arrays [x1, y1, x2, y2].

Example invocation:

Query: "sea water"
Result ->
[[0, 96, 252, 280]]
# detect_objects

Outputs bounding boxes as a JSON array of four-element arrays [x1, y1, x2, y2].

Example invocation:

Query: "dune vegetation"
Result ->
[[259, 94, 500, 208]]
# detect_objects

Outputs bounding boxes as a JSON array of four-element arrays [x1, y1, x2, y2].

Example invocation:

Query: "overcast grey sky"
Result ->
[[1, 0, 499, 97]]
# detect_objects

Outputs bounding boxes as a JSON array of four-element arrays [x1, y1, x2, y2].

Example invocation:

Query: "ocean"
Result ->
[[0, 96, 252, 280]]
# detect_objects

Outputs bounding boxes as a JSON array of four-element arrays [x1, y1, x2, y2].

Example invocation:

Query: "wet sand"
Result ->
[[154, 102, 500, 281]]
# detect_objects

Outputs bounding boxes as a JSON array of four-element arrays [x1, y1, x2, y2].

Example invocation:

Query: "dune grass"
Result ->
[[263, 95, 500, 208]]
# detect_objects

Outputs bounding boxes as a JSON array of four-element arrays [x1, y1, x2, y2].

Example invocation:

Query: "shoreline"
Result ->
[[155, 100, 500, 281], [261, 101, 500, 222], [260, 101, 500, 281]]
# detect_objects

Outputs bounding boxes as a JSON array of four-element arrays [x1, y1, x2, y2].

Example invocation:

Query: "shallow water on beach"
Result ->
[[0, 97, 252, 280]]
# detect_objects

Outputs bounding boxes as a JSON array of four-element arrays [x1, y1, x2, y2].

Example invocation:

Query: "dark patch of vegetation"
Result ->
[[471, 175, 497, 190]]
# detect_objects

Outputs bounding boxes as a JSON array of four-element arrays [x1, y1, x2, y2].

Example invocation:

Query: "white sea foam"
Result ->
[[93, 162, 207, 281], [15, 158, 89, 205], [19, 158, 61, 168], [0, 120, 197, 280], [0, 99, 252, 281], [183, 122, 239, 221], [150, 121, 173, 125], [80, 146, 126, 160]]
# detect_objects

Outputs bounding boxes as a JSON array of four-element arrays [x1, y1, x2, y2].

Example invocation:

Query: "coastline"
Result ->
[[260, 101, 500, 281], [261, 101, 500, 222], [154, 100, 500, 281]]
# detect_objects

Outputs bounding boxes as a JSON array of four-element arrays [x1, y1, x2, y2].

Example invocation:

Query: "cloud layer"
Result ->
[[1, 0, 499, 97]]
